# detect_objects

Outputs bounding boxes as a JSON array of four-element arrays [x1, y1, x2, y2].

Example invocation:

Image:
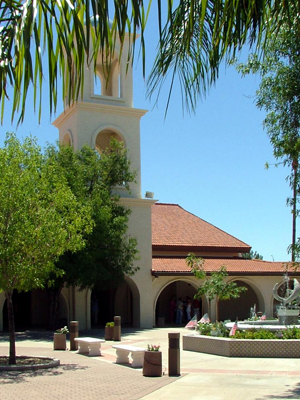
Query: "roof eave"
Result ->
[[151, 271, 300, 277], [152, 245, 251, 253]]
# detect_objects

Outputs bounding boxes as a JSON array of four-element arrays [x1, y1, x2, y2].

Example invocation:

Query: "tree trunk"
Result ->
[[292, 159, 298, 262], [5, 290, 16, 364], [47, 286, 63, 330], [216, 297, 219, 322], [208, 298, 211, 320]]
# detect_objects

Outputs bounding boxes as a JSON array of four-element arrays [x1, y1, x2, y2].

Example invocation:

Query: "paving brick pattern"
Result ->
[[2, 328, 300, 400], [0, 346, 179, 400]]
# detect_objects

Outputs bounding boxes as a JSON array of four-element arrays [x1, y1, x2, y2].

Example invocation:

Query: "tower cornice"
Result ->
[[53, 102, 148, 128]]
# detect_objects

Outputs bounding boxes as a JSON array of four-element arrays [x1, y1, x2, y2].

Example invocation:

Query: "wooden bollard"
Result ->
[[70, 321, 79, 350], [113, 316, 121, 341], [168, 332, 180, 376]]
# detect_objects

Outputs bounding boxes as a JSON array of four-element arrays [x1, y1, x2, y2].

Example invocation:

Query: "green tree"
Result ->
[[237, 6, 300, 261], [187, 253, 247, 321], [0, 1, 295, 122], [242, 250, 263, 260], [0, 133, 93, 364], [45, 139, 138, 328]]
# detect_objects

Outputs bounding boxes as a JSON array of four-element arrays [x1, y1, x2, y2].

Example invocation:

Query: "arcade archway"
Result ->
[[155, 280, 200, 326], [90, 277, 139, 328], [2, 289, 68, 331], [90, 286, 116, 327], [218, 280, 263, 321]]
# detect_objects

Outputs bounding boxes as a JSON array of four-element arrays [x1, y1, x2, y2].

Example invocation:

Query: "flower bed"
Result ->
[[183, 334, 300, 358]]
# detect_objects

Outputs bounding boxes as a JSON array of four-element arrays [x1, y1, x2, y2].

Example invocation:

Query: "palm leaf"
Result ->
[[147, 0, 293, 114], [0, 0, 296, 123]]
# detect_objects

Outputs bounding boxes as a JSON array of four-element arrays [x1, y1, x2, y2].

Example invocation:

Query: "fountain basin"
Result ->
[[225, 320, 300, 331], [277, 308, 299, 316], [277, 307, 300, 324], [183, 333, 300, 358]]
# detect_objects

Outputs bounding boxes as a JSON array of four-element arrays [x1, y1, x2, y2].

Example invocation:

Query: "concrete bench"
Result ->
[[112, 344, 146, 368], [74, 337, 105, 356]]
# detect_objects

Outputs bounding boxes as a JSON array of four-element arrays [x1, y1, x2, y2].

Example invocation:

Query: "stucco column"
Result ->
[[73, 287, 90, 330], [139, 278, 154, 328], [121, 198, 154, 329]]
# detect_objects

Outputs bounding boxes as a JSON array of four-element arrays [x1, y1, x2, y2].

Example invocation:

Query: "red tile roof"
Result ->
[[152, 258, 296, 276], [152, 203, 251, 252]]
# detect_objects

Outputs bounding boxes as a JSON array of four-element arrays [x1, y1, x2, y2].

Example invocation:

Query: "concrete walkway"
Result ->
[[1, 327, 300, 399]]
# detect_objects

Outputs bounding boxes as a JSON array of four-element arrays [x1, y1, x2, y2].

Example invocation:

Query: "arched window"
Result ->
[[62, 133, 72, 146], [95, 129, 123, 154], [93, 59, 121, 98], [94, 74, 102, 96]]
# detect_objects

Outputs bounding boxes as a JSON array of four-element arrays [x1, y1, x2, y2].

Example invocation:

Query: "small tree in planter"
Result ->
[[187, 254, 247, 321], [105, 322, 114, 340], [54, 326, 69, 350]]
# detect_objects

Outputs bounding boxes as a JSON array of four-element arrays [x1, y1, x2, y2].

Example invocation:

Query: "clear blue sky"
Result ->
[[0, 6, 292, 262]]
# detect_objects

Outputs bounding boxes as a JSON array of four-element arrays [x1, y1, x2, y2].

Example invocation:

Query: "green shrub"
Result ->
[[197, 322, 212, 336], [282, 327, 300, 339], [214, 322, 229, 337], [198, 323, 300, 339], [197, 322, 229, 337], [232, 329, 286, 339], [252, 330, 277, 339]]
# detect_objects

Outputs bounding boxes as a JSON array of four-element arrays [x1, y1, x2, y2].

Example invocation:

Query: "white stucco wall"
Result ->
[[120, 198, 155, 328], [73, 287, 90, 330]]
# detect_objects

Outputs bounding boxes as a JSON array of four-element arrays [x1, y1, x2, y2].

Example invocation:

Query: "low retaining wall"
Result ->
[[183, 334, 300, 358]]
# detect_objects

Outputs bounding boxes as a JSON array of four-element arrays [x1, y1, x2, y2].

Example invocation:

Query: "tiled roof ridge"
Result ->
[[151, 257, 294, 274], [241, 259, 289, 264], [152, 255, 289, 264], [154, 202, 251, 248]]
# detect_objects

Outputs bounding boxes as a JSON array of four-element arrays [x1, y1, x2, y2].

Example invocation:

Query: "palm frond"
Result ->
[[147, 0, 292, 114], [0, 0, 296, 122], [0, 0, 146, 124]]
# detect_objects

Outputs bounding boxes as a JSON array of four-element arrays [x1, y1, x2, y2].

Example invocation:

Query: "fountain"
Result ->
[[182, 273, 300, 357], [273, 271, 300, 325], [225, 272, 300, 332]]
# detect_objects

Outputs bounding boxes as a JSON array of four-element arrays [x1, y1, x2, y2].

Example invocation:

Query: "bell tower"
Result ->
[[53, 34, 145, 199], [53, 32, 155, 329]]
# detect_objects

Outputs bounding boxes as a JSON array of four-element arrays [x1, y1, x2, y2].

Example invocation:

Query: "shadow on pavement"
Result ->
[[257, 382, 300, 399], [0, 327, 158, 343], [0, 330, 54, 343], [0, 362, 89, 384]]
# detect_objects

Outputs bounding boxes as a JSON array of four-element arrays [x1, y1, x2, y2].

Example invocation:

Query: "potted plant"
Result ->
[[53, 326, 69, 350], [105, 322, 114, 340], [143, 344, 162, 377]]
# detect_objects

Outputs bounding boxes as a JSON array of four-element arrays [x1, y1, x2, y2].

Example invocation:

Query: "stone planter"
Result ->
[[183, 334, 300, 358], [53, 333, 67, 350], [143, 351, 162, 377], [105, 326, 114, 341]]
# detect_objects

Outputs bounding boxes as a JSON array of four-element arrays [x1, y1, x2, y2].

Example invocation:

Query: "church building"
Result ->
[[0, 33, 297, 332]]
